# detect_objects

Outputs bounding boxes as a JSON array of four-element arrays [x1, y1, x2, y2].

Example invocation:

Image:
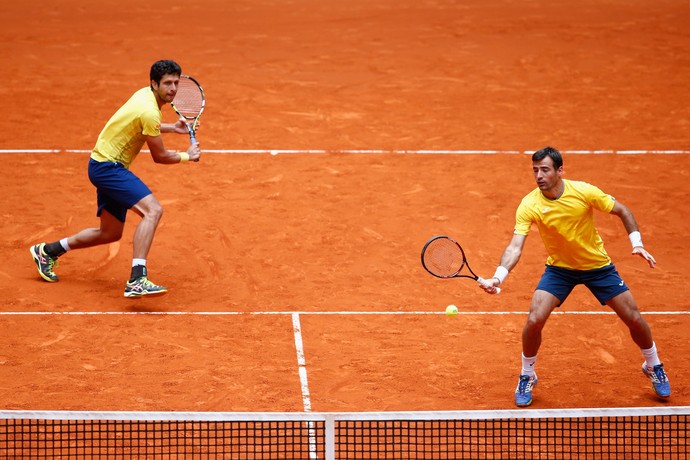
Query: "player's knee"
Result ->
[[626, 312, 648, 332], [146, 203, 164, 222], [524, 314, 546, 332]]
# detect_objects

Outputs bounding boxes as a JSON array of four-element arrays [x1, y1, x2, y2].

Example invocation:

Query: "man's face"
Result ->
[[151, 73, 180, 104], [532, 156, 563, 192]]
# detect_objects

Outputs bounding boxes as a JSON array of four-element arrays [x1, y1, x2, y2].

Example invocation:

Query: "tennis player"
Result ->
[[480, 146, 670, 406], [30, 59, 201, 298]]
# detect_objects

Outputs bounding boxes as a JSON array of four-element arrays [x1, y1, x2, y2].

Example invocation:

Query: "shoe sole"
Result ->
[[124, 289, 168, 299], [29, 246, 58, 283]]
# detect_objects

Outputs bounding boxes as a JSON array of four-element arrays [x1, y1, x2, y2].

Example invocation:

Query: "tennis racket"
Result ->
[[171, 75, 205, 145], [421, 235, 501, 294]]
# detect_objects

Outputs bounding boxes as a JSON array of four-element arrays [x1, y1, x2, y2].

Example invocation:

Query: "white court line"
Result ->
[[291, 313, 313, 412], [2, 149, 690, 155], [0, 311, 688, 315], [290, 313, 319, 459]]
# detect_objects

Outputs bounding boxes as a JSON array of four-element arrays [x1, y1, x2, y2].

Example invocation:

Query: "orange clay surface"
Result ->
[[1, 0, 689, 412]]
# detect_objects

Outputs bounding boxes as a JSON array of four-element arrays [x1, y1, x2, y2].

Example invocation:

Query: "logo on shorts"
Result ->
[[619, 280, 625, 286]]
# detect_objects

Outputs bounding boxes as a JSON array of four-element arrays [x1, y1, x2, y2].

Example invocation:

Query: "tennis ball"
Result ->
[[445, 304, 458, 316]]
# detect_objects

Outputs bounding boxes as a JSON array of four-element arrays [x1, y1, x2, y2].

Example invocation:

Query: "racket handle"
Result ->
[[189, 131, 197, 145], [477, 276, 501, 295]]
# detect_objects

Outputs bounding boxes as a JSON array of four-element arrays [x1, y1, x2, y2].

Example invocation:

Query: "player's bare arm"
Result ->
[[145, 135, 201, 164], [482, 233, 527, 293], [609, 200, 656, 268], [160, 119, 191, 134], [499, 233, 527, 272]]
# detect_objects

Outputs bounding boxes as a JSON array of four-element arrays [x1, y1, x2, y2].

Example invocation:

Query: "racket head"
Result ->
[[172, 75, 205, 119], [171, 75, 204, 145], [421, 236, 468, 278]]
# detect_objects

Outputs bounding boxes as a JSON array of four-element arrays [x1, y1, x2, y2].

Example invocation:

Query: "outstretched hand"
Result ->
[[633, 246, 656, 268]]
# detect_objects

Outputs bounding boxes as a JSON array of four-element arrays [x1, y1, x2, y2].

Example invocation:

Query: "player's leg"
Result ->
[[523, 290, 561, 357], [606, 291, 670, 398], [65, 210, 125, 249], [515, 265, 575, 407], [86, 160, 167, 298], [124, 193, 167, 298], [587, 265, 670, 398], [129, 193, 163, 261], [514, 290, 560, 407], [606, 291, 653, 349], [30, 207, 125, 282]]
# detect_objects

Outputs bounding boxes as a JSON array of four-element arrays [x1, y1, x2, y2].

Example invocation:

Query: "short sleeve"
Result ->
[[140, 109, 161, 137], [584, 183, 616, 213], [514, 199, 533, 236]]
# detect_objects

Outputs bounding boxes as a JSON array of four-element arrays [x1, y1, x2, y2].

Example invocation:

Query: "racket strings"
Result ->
[[423, 239, 465, 277], [173, 81, 203, 118]]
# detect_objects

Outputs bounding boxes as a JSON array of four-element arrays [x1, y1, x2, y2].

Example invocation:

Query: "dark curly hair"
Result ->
[[149, 60, 181, 85]]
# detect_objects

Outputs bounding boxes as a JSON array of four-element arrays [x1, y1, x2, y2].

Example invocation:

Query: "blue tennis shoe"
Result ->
[[642, 363, 670, 399], [515, 374, 538, 407]]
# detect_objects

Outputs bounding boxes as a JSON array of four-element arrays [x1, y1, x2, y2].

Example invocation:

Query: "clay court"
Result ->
[[1, 0, 689, 420]]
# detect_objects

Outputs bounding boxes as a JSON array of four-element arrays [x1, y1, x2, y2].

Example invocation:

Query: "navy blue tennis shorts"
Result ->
[[535, 264, 630, 306], [88, 159, 152, 223]]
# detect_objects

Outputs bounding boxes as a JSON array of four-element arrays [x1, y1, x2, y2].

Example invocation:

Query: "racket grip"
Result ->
[[189, 132, 197, 145], [477, 276, 501, 295]]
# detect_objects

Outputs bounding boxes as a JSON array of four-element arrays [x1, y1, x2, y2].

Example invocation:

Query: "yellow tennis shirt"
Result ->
[[514, 179, 616, 270], [91, 87, 161, 169]]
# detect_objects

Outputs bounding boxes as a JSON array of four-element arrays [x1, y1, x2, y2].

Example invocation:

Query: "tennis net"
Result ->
[[0, 406, 687, 459]]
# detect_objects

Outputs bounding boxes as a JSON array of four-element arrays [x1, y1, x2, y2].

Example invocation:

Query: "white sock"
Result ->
[[641, 342, 661, 368], [132, 258, 146, 267], [521, 353, 537, 377], [60, 238, 71, 252]]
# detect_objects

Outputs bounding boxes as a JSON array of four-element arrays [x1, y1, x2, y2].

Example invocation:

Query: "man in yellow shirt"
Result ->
[[482, 146, 670, 406], [30, 59, 201, 298]]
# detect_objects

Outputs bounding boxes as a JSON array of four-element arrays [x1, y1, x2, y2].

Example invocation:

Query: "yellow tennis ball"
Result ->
[[445, 304, 458, 316]]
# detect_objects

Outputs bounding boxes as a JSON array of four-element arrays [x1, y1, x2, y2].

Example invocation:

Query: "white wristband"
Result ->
[[628, 231, 643, 248], [493, 266, 509, 284]]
